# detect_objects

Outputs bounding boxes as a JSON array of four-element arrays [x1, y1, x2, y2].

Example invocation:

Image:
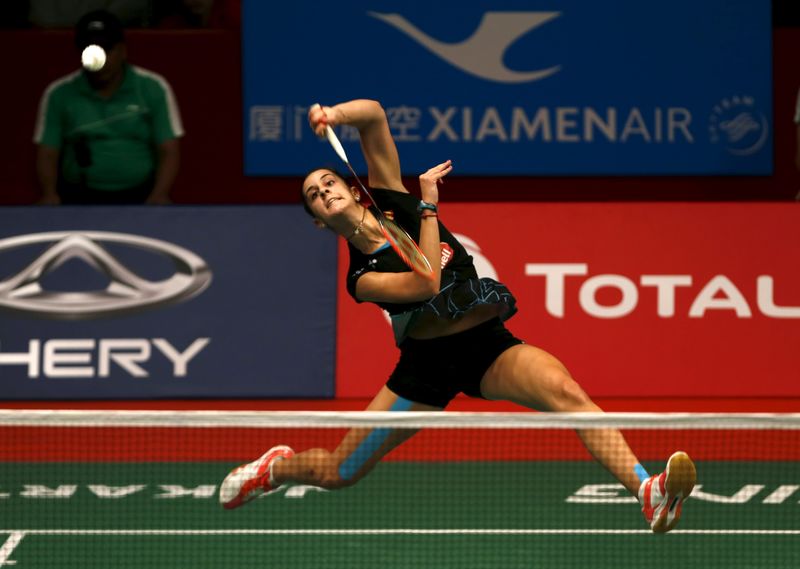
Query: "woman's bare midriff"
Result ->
[[406, 304, 504, 340]]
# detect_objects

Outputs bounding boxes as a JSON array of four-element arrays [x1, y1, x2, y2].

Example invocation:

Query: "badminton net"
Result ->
[[0, 410, 798, 569]]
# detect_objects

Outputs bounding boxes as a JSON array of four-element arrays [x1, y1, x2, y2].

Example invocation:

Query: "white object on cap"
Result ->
[[81, 44, 106, 72]]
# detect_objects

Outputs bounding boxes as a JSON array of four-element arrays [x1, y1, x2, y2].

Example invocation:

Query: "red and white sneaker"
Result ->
[[639, 451, 696, 533], [219, 445, 295, 510]]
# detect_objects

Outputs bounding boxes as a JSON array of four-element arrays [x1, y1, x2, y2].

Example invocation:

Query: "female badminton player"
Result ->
[[219, 99, 696, 533]]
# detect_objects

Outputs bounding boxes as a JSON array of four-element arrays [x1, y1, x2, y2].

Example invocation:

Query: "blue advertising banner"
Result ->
[[243, 0, 772, 176], [0, 207, 337, 399]]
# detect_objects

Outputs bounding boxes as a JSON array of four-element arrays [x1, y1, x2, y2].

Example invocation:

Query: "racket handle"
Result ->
[[325, 126, 349, 164], [311, 103, 350, 164]]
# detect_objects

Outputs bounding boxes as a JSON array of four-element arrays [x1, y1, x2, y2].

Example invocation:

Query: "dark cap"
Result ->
[[75, 10, 125, 51]]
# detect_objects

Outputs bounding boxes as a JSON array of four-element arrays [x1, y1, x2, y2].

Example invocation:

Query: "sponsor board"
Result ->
[[243, 1, 771, 175], [0, 207, 337, 399]]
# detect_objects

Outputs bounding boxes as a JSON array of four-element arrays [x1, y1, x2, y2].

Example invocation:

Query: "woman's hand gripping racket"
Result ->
[[310, 104, 434, 280]]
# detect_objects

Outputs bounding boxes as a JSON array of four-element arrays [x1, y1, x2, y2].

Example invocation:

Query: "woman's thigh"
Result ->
[[478, 343, 586, 411]]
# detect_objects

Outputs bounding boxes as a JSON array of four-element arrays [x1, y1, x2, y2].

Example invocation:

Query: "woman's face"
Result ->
[[302, 169, 357, 221]]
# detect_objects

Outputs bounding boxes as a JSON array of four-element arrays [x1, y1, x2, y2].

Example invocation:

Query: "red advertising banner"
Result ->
[[336, 203, 800, 399]]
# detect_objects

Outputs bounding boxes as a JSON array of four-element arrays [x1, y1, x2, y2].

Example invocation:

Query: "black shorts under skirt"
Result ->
[[386, 317, 524, 408]]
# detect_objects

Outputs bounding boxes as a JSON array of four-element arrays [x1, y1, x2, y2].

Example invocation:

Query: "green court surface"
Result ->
[[1, 461, 798, 568]]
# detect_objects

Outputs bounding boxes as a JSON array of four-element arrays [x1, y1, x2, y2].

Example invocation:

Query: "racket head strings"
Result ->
[[380, 216, 434, 278], [350, 169, 434, 280]]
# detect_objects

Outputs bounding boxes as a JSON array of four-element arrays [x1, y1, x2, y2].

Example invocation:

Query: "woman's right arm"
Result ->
[[309, 99, 407, 193]]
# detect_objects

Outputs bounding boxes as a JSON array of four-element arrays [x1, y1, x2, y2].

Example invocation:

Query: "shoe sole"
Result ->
[[653, 451, 696, 533]]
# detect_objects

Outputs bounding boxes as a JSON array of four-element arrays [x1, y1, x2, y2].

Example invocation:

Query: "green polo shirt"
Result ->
[[34, 64, 184, 192]]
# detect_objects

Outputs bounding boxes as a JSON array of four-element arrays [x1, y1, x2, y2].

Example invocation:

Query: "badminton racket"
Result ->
[[311, 104, 434, 279]]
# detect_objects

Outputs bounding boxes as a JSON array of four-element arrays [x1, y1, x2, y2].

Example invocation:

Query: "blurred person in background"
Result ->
[[33, 9, 184, 204]]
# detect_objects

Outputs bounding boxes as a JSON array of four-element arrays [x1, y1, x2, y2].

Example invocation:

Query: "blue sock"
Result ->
[[338, 397, 413, 480], [634, 463, 650, 483]]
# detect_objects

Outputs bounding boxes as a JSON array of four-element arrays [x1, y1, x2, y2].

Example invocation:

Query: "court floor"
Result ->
[[2, 460, 798, 568]]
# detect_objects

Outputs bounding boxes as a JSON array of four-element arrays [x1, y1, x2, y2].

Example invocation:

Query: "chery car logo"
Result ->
[[369, 11, 562, 83], [0, 231, 211, 319]]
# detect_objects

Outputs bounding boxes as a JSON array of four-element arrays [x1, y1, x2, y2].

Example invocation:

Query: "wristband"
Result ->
[[417, 200, 438, 214]]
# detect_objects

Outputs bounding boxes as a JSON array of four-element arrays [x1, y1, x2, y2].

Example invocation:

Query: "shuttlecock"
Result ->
[[81, 44, 106, 72]]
